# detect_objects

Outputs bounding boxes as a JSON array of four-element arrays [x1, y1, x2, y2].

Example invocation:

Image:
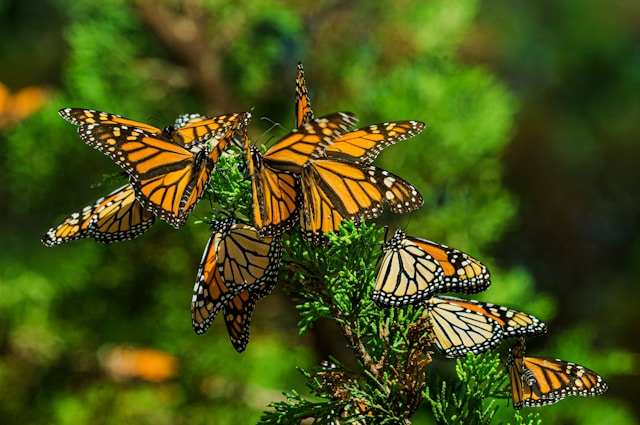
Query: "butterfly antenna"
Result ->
[[188, 211, 209, 226], [370, 224, 391, 270], [403, 210, 417, 232], [145, 115, 167, 131], [382, 224, 390, 244], [260, 116, 290, 136]]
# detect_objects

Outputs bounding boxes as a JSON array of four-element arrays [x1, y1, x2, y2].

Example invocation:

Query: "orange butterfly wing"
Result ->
[[177, 122, 248, 217], [523, 357, 607, 406], [299, 175, 349, 245], [435, 296, 546, 338], [507, 338, 528, 409], [292, 65, 425, 244], [222, 288, 266, 352], [300, 161, 423, 244], [45, 110, 243, 241], [263, 112, 358, 171], [42, 184, 155, 246], [59, 108, 166, 134], [60, 108, 246, 146], [325, 121, 425, 164], [295, 62, 315, 128]]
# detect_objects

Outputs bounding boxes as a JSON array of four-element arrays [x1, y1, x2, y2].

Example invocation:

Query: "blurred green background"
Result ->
[[0, 0, 638, 423]]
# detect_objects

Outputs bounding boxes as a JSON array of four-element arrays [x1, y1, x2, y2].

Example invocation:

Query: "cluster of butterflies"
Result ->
[[42, 63, 606, 410], [373, 229, 607, 408]]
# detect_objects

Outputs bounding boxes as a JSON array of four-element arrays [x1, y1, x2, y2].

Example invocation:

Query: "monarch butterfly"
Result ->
[[246, 112, 358, 237], [300, 159, 424, 244], [191, 219, 282, 351], [424, 296, 547, 358], [294, 64, 425, 244], [41, 184, 155, 246], [372, 229, 491, 307], [61, 108, 250, 228], [507, 337, 608, 409]]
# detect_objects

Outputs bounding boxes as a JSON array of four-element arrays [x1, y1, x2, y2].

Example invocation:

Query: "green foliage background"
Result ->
[[0, 0, 637, 423]]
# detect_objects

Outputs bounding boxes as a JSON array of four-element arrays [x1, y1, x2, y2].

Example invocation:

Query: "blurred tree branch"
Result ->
[[135, 0, 244, 112]]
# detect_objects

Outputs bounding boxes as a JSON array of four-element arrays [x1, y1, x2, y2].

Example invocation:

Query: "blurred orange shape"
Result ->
[[0, 81, 50, 128], [101, 346, 179, 383]]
